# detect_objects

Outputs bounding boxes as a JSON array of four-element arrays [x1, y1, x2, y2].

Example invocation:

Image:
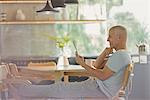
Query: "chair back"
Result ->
[[28, 61, 56, 67], [0, 64, 10, 83], [8, 63, 20, 77], [118, 63, 134, 99]]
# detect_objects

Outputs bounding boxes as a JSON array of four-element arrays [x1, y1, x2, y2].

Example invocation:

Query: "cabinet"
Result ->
[[0, 0, 106, 24]]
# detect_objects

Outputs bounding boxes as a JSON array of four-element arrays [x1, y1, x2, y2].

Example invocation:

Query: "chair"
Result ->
[[0, 63, 33, 100], [113, 63, 134, 100], [0, 64, 11, 100], [27, 62, 57, 85], [3, 63, 55, 100], [8, 63, 55, 85], [8, 63, 44, 81], [28, 61, 56, 67]]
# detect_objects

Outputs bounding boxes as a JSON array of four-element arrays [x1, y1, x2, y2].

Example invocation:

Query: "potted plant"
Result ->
[[47, 34, 70, 66]]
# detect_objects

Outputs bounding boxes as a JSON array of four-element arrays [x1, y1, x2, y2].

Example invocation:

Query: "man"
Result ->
[[9, 25, 132, 99], [76, 25, 132, 98]]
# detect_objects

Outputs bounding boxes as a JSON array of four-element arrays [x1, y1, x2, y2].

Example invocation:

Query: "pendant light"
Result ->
[[36, 0, 59, 13], [51, 0, 66, 8], [64, 0, 79, 4]]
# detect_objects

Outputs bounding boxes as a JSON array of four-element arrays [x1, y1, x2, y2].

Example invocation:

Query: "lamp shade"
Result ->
[[51, 0, 66, 8], [64, 0, 78, 4], [36, 0, 59, 13]]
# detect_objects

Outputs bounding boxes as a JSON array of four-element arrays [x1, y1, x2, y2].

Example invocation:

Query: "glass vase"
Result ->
[[57, 48, 69, 66]]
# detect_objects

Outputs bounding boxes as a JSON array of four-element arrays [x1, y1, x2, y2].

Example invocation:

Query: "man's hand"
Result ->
[[104, 47, 113, 60], [104, 47, 113, 56], [75, 52, 86, 66]]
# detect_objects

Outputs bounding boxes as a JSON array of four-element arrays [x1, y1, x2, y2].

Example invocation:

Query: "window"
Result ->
[[0, 0, 150, 58], [107, 0, 150, 54], [0, 0, 106, 58]]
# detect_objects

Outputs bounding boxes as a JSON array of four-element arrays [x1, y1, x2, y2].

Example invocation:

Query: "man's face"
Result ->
[[107, 30, 118, 48]]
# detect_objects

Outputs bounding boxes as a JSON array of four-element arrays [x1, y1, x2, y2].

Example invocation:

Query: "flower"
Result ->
[[47, 34, 70, 49]]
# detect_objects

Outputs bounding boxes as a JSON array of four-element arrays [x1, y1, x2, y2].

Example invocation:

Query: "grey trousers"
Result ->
[[14, 79, 107, 99]]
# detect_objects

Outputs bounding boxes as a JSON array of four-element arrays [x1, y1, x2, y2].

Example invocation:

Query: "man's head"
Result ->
[[107, 25, 127, 50]]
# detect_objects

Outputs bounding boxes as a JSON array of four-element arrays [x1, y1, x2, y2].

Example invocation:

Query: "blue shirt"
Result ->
[[96, 50, 132, 97]]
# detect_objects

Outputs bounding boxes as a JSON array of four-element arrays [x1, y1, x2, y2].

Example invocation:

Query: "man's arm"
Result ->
[[83, 64, 114, 80], [93, 47, 113, 69], [76, 52, 114, 80]]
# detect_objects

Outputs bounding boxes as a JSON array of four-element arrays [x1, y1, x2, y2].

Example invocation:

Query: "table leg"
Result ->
[[64, 75, 69, 83], [54, 72, 64, 82]]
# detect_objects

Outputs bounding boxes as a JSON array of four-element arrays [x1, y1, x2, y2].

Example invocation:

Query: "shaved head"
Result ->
[[109, 25, 127, 42], [107, 25, 127, 50]]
